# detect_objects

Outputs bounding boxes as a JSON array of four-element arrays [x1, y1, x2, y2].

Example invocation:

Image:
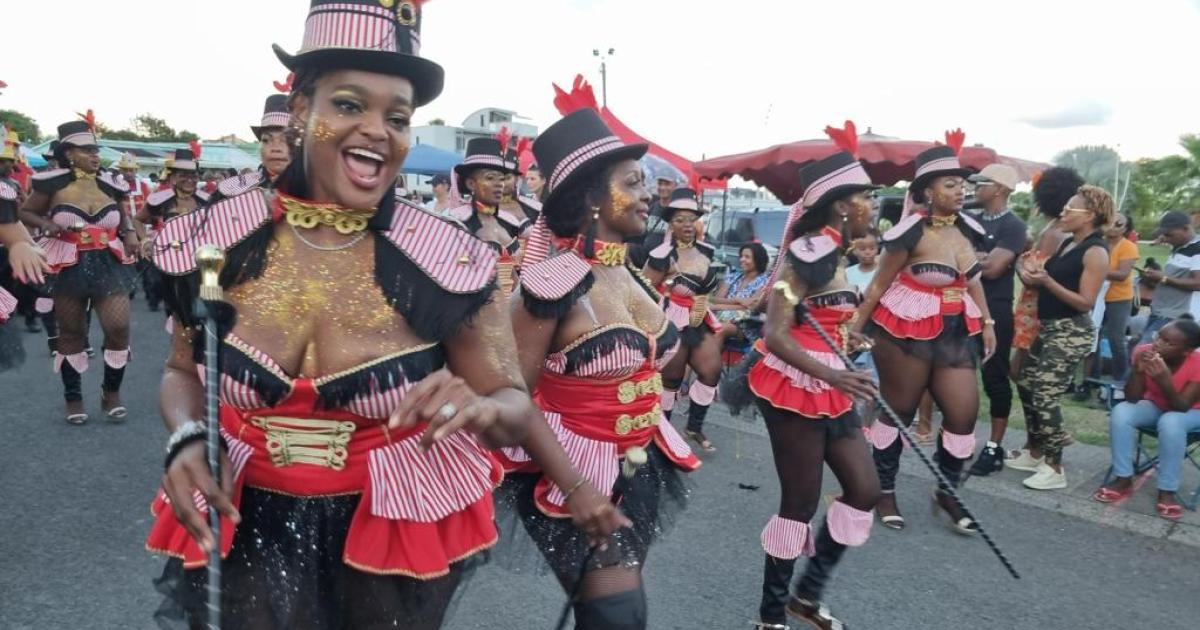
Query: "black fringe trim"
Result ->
[[655, 322, 680, 361], [679, 323, 711, 348], [315, 345, 446, 410], [786, 249, 839, 289], [562, 327, 651, 375], [520, 269, 595, 320], [909, 261, 959, 280], [805, 290, 859, 309], [97, 177, 128, 201], [207, 342, 292, 409], [883, 219, 923, 253], [31, 171, 70, 195], [156, 220, 275, 330], [373, 232, 497, 342]]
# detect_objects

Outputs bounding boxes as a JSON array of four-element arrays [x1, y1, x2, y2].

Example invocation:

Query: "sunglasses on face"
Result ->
[[1062, 207, 1093, 215]]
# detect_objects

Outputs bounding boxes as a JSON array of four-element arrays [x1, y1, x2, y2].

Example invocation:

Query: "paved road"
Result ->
[[1, 300, 1197, 629]]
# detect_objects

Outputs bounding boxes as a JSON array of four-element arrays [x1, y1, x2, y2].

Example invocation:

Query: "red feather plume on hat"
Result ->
[[189, 140, 202, 160], [515, 137, 533, 172], [273, 72, 294, 94], [824, 120, 859, 159], [943, 128, 965, 156], [76, 109, 96, 133], [552, 74, 600, 116], [495, 126, 511, 154]]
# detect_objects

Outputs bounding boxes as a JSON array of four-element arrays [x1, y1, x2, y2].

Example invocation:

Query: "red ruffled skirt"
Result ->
[[871, 274, 982, 340], [145, 379, 502, 579], [748, 330, 854, 419]]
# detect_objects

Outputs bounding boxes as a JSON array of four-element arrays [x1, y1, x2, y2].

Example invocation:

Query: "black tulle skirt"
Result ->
[[152, 487, 475, 630], [47, 250, 136, 300], [866, 316, 981, 369], [492, 445, 689, 588]]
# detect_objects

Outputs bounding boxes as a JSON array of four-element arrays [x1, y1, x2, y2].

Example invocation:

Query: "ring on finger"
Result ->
[[438, 402, 458, 419]]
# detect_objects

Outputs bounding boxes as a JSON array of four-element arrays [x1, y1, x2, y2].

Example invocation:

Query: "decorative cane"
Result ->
[[196, 245, 226, 628], [776, 282, 1021, 580], [553, 445, 649, 629]]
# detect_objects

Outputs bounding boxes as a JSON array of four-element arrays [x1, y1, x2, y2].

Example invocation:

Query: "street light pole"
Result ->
[[592, 47, 615, 107]]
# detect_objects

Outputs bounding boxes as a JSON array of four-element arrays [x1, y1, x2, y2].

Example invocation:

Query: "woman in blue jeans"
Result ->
[[1094, 316, 1200, 520]]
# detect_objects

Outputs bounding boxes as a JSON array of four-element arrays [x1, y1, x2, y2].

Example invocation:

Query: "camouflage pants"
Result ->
[[1015, 315, 1094, 465]]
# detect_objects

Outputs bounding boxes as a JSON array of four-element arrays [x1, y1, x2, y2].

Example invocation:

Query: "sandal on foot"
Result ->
[[931, 492, 978, 536], [101, 393, 128, 422], [750, 622, 789, 629], [880, 514, 905, 530], [1092, 486, 1133, 504], [66, 412, 89, 425], [786, 597, 845, 630], [686, 429, 716, 453], [1156, 502, 1184, 521]]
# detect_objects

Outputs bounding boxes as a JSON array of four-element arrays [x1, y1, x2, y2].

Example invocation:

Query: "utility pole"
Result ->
[[592, 47, 615, 107]]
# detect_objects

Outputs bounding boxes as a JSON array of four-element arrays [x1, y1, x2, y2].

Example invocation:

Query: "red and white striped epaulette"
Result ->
[[382, 197, 497, 294], [694, 239, 716, 259], [518, 195, 542, 213], [216, 171, 265, 198], [30, 168, 71, 193], [519, 252, 592, 301], [97, 171, 130, 195], [31, 168, 70, 182], [959, 212, 985, 236], [498, 208, 529, 233], [446, 203, 473, 223], [0, 181, 15, 201], [882, 212, 924, 243], [145, 188, 176, 208], [446, 203, 528, 233], [152, 190, 272, 276], [788, 233, 838, 264], [196, 190, 211, 204]]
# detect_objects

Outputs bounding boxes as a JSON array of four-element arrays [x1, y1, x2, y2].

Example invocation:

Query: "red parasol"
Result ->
[[552, 75, 724, 190], [694, 127, 1047, 204]]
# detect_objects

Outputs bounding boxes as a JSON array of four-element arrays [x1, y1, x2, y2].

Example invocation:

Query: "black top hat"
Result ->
[[504, 148, 520, 174], [909, 146, 972, 203], [56, 121, 97, 149], [251, 94, 290, 140], [454, 138, 512, 195], [170, 149, 198, 172], [41, 140, 59, 161], [799, 151, 878, 210], [532, 109, 647, 212], [272, 0, 445, 107], [662, 187, 705, 221]]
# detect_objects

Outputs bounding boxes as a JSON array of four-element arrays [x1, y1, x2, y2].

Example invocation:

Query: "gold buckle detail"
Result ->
[[942, 288, 963, 303], [614, 404, 663, 435], [689, 295, 710, 327], [616, 373, 664, 404], [252, 416, 357, 470]]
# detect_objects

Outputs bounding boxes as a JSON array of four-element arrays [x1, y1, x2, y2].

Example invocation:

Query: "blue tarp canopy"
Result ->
[[401, 143, 461, 176]]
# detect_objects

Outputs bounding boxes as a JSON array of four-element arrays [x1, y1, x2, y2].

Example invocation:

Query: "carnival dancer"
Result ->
[[21, 118, 137, 424], [852, 139, 996, 533], [643, 188, 724, 453], [499, 108, 699, 629], [1, 129, 41, 334], [738, 136, 882, 629], [142, 3, 613, 627], [138, 148, 208, 313], [0, 178, 48, 371], [208, 92, 293, 206], [117, 152, 150, 219], [501, 136, 541, 222], [447, 136, 528, 293]]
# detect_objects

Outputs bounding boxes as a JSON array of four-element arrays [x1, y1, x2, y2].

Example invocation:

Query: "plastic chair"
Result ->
[[1125, 428, 1200, 511]]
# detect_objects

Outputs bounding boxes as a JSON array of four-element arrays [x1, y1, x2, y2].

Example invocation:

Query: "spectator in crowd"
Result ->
[[424, 173, 452, 213], [1011, 185, 1113, 490], [844, 229, 880, 290], [1139, 211, 1200, 342], [523, 164, 544, 200], [649, 174, 676, 222], [1093, 213, 1139, 382], [712, 242, 770, 344], [966, 164, 1028, 475], [1093, 315, 1200, 520]]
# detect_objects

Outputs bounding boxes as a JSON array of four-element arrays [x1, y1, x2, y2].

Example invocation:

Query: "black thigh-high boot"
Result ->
[[757, 555, 796, 627], [872, 435, 903, 491], [573, 587, 647, 630], [933, 435, 978, 534], [935, 436, 966, 490], [794, 523, 846, 603], [102, 362, 126, 395], [686, 401, 711, 433]]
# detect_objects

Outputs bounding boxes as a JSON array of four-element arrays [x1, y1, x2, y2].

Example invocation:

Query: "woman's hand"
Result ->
[[123, 234, 142, 261], [7, 241, 48, 285], [41, 222, 63, 238], [982, 325, 997, 363], [162, 441, 240, 553], [1020, 266, 1048, 287], [389, 369, 500, 450], [1143, 352, 1172, 384], [848, 330, 874, 352], [822, 368, 877, 401], [564, 481, 633, 547]]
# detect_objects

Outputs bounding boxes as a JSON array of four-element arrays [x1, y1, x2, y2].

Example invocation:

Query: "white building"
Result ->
[[412, 107, 538, 155]]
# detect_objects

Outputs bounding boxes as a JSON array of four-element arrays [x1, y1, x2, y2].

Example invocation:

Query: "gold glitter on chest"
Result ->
[[224, 226, 415, 376]]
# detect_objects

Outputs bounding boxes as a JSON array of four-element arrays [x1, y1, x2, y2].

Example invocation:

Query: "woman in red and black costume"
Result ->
[[138, 148, 208, 315], [21, 119, 138, 424], [139, 2, 602, 627], [446, 136, 529, 293], [851, 138, 997, 534], [731, 137, 882, 629], [501, 108, 701, 629], [643, 188, 724, 453], [0, 179, 48, 371]]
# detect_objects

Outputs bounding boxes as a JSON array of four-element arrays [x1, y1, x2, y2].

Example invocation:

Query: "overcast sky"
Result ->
[[3, 0, 1198, 164]]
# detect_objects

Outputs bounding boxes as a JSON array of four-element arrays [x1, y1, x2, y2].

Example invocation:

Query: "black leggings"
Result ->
[[980, 304, 1014, 420], [758, 403, 880, 521]]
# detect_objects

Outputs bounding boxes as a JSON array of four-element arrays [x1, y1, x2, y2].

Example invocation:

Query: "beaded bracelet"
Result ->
[[561, 478, 587, 501]]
